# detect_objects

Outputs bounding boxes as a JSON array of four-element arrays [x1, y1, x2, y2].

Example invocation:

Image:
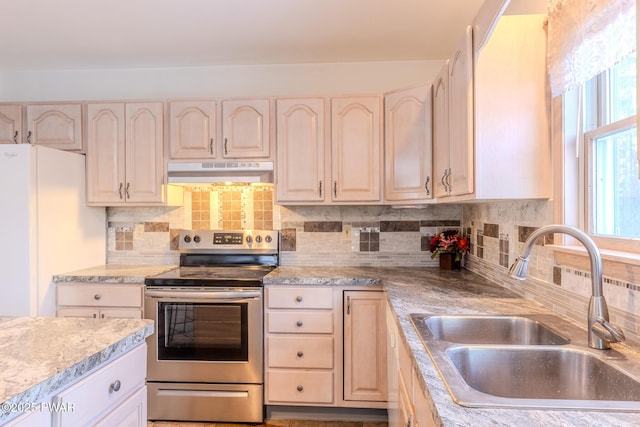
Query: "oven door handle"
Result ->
[[144, 290, 261, 301]]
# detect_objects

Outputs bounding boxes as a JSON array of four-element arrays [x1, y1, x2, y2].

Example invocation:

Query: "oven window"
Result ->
[[157, 302, 249, 361]]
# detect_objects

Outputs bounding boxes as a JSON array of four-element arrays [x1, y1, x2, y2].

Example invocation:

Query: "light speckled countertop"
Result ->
[[52, 264, 177, 284], [0, 317, 153, 423], [266, 266, 640, 427]]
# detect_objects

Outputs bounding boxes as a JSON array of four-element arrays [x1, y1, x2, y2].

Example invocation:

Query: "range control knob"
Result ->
[[246, 236, 253, 244], [265, 235, 273, 243], [255, 235, 263, 243], [183, 235, 191, 243], [193, 235, 201, 243]]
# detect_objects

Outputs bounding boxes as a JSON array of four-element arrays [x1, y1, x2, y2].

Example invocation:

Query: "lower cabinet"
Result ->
[[56, 284, 144, 319], [386, 301, 436, 427], [4, 344, 147, 427], [264, 286, 386, 409]]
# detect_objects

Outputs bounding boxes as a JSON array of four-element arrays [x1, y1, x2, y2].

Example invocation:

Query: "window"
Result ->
[[582, 53, 639, 249]]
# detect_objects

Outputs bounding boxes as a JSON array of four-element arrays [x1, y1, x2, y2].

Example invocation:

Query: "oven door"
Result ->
[[144, 287, 263, 384]]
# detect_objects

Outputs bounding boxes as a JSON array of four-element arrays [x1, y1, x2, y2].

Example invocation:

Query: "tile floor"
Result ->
[[148, 421, 388, 427]]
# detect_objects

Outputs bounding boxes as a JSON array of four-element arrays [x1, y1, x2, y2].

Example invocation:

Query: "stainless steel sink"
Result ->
[[420, 315, 569, 345], [447, 346, 640, 410], [410, 313, 640, 411]]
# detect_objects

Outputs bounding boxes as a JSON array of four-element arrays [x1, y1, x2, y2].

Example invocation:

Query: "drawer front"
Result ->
[[268, 336, 334, 368], [57, 284, 142, 308], [53, 344, 147, 426], [267, 311, 333, 333], [267, 370, 333, 404], [267, 287, 333, 309]]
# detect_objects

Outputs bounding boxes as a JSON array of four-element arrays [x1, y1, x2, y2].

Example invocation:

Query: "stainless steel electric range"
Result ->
[[144, 229, 278, 423]]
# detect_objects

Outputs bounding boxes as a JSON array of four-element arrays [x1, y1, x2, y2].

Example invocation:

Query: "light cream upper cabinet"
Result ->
[[331, 96, 382, 203], [275, 98, 326, 203], [432, 63, 450, 199], [168, 100, 216, 159], [86, 102, 165, 206], [26, 103, 83, 151], [384, 84, 434, 204], [221, 98, 271, 159], [471, 7, 551, 200], [0, 104, 22, 144], [343, 290, 387, 406], [433, 28, 474, 199]]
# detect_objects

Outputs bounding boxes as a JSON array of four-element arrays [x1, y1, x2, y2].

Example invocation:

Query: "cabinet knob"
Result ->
[[110, 380, 121, 393], [297, 385, 303, 392], [94, 294, 101, 300], [297, 351, 304, 358], [295, 296, 303, 302], [296, 320, 303, 327], [13, 131, 18, 144]]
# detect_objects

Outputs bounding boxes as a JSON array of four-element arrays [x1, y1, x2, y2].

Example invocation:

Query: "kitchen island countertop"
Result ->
[[0, 316, 153, 424], [265, 266, 640, 427]]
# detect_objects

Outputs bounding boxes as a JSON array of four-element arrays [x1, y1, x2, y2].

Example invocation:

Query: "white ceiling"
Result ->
[[0, 0, 487, 71]]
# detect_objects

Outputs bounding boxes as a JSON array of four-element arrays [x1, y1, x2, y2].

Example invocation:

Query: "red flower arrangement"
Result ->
[[429, 229, 469, 262]]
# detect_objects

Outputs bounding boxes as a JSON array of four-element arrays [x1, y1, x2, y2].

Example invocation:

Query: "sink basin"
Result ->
[[416, 314, 569, 345], [448, 346, 640, 408], [410, 313, 640, 410]]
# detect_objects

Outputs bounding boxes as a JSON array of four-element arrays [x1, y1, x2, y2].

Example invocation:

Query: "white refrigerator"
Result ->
[[0, 144, 106, 317]]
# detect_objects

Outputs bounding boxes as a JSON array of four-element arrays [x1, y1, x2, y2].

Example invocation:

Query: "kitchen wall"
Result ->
[[106, 184, 463, 267], [462, 199, 640, 344]]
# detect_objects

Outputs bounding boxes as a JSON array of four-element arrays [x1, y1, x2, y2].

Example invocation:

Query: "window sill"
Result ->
[[549, 245, 640, 283]]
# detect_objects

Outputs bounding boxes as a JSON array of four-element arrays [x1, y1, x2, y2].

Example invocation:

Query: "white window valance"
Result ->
[[548, 0, 636, 96]]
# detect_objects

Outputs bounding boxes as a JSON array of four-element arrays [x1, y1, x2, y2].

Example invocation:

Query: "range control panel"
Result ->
[[179, 230, 279, 253]]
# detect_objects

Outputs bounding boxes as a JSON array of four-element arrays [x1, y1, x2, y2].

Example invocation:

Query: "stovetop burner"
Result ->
[[145, 230, 279, 288]]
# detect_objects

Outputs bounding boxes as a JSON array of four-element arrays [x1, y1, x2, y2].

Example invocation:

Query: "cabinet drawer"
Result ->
[[267, 370, 333, 404], [57, 284, 142, 308], [53, 344, 147, 426], [268, 336, 334, 368], [267, 311, 333, 333], [267, 287, 333, 309]]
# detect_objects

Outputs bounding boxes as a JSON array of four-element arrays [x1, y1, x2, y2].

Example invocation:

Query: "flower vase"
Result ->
[[439, 253, 461, 270]]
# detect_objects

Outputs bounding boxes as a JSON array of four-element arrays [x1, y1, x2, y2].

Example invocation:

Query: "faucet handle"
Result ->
[[592, 316, 626, 344]]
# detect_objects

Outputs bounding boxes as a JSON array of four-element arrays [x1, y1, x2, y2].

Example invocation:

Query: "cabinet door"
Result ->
[[125, 102, 164, 203], [57, 307, 100, 318], [331, 97, 382, 202], [169, 100, 216, 159], [448, 26, 474, 197], [343, 291, 387, 402], [94, 386, 147, 427], [222, 99, 270, 158], [432, 63, 450, 198], [86, 103, 127, 204], [26, 104, 82, 151], [0, 104, 22, 144], [397, 372, 415, 427], [100, 308, 143, 319], [276, 98, 326, 202], [384, 85, 433, 203]]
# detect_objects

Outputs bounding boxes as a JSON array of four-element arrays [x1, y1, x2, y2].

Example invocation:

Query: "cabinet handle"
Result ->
[[92, 313, 97, 318], [406, 415, 412, 427], [94, 294, 101, 300], [296, 385, 303, 392], [26, 131, 32, 144], [333, 181, 337, 198], [425, 176, 430, 196], [13, 131, 18, 144], [295, 296, 303, 303], [224, 138, 228, 155], [297, 351, 304, 358], [318, 180, 323, 198], [296, 320, 303, 327], [441, 169, 448, 192], [110, 380, 122, 393], [118, 183, 123, 199], [346, 296, 351, 315], [100, 313, 105, 318], [125, 182, 131, 199], [209, 138, 214, 155], [446, 168, 452, 192]]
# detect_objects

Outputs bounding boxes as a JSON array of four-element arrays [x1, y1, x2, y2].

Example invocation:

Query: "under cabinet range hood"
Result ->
[[167, 161, 274, 184]]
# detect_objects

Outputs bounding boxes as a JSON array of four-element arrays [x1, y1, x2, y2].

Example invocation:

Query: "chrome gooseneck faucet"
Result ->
[[508, 224, 625, 350]]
